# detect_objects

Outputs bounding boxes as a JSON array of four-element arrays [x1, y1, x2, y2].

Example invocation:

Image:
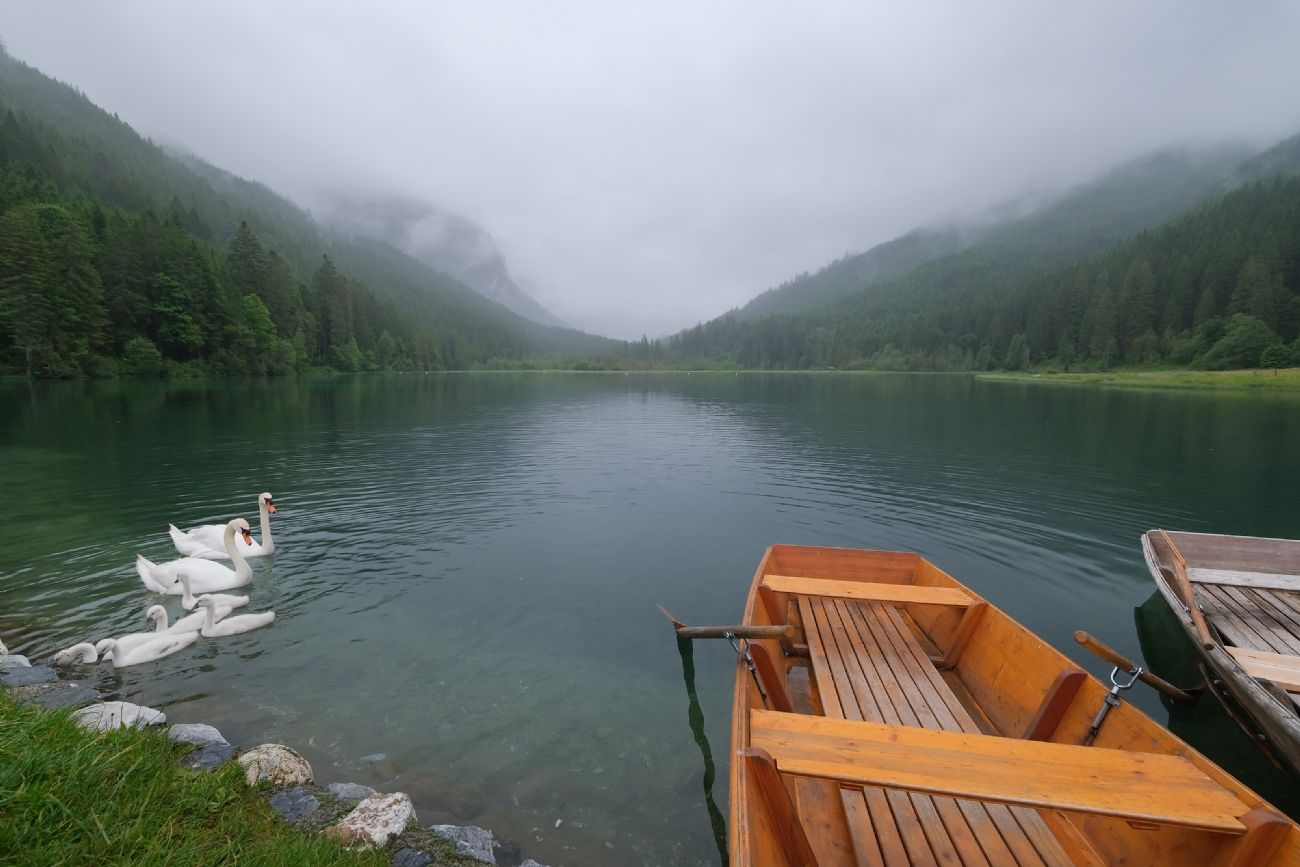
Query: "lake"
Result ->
[[3, 372, 1300, 866]]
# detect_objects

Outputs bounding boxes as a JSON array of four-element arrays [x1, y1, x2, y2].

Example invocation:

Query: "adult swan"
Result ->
[[137, 519, 254, 594], [169, 493, 276, 560]]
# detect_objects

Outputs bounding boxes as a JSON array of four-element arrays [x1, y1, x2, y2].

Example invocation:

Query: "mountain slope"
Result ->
[[737, 145, 1254, 320], [0, 50, 611, 368], [313, 195, 566, 327], [659, 133, 1300, 371]]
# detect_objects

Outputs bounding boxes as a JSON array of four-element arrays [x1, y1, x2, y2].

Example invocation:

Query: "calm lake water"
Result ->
[[3, 372, 1300, 865]]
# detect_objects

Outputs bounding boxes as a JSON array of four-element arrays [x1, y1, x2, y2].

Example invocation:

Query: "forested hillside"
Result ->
[[657, 139, 1300, 372], [0, 50, 612, 377], [735, 147, 1253, 321]]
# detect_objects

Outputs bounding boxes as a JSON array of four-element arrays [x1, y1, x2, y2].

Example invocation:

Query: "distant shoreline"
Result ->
[[978, 368, 1300, 390]]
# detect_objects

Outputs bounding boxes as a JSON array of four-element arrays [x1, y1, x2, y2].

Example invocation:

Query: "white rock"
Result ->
[[168, 723, 228, 747], [73, 701, 166, 731], [520, 861, 550, 867], [330, 792, 415, 849], [239, 744, 313, 786], [0, 654, 31, 669]]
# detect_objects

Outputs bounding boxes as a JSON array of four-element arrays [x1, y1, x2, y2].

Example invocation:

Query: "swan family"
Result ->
[[54, 493, 279, 669]]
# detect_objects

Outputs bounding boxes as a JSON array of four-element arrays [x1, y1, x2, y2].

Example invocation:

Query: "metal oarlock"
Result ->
[[1083, 664, 1142, 746], [727, 631, 768, 702]]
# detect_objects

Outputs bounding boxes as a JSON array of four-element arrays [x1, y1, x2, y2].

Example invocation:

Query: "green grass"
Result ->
[[978, 367, 1300, 390], [0, 696, 385, 866]]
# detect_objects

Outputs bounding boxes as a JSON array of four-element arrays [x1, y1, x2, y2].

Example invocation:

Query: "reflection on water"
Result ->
[[675, 636, 728, 865], [3, 373, 1300, 864]]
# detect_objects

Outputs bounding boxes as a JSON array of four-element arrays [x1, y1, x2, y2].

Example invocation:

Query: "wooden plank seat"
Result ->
[[763, 575, 975, 608], [1227, 647, 1300, 693], [751, 709, 1250, 834], [797, 593, 1074, 867]]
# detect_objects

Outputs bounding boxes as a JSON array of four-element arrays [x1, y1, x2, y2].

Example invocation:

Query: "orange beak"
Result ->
[[241, 530, 254, 544], [266, 503, 276, 513]]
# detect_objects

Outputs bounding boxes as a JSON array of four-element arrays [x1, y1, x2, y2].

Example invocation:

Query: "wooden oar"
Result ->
[[657, 605, 794, 640], [1075, 631, 1200, 705], [1159, 530, 1216, 649]]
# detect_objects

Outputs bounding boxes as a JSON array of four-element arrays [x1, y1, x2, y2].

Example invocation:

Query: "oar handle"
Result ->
[[676, 625, 795, 640], [1074, 631, 1198, 706]]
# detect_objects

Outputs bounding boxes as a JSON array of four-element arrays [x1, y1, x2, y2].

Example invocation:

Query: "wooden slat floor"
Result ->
[[1197, 583, 1300, 659], [798, 595, 1074, 867]]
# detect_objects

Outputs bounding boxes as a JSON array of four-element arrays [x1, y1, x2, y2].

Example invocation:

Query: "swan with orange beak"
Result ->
[[137, 518, 255, 594]]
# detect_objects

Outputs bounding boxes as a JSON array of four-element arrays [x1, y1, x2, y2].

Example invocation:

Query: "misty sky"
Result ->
[[5, 3, 1300, 338]]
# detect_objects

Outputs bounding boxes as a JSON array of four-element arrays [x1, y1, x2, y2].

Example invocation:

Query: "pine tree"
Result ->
[[0, 205, 55, 376]]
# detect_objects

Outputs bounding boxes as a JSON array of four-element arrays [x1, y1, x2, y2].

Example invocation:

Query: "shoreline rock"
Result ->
[[73, 701, 166, 731], [239, 743, 313, 786], [326, 792, 415, 849]]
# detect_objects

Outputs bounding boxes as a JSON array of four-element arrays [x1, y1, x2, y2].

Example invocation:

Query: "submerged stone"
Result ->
[[0, 665, 57, 687], [182, 742, 235, 770], [169, 723, 229, 747], [239, 744, 313, 786], [29, 685, 99, 710], [431, 824, 495, 864], [269, 786, 321, 822], [520, 861, 550, 867], [492, 832, 522, 867], [327, 782, 377, 801], [391, 848, 433, 867], [73, 701, 166, 731], [357, 753, 386, 765]]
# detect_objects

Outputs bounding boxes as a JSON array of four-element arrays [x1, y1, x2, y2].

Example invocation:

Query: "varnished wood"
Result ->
[[759, 583, 800, 657], [840, 788, 888, 867], [733, 543, 1300, 867], [1227, 648, 1300, 693], [930, 600, 988, 670], [750, 641, 795, 713], [741, 747, 821, 867], [675, 624, 795, 639], [1211, 810, 1291, 867], [1022, 668, 1087, 741], [750, 709, 1250, 834], [763, 576, 974, 607]]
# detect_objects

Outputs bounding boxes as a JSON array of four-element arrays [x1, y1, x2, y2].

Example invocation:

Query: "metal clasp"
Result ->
[[1083, 665, 1142, 746]]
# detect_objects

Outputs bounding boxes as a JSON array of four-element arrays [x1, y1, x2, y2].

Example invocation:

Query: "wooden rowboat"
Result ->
[[1143, 530, 1300, 776], [728, 544, 1300, 866]]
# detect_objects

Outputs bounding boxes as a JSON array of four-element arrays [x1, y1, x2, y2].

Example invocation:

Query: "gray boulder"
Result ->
[[29, 685, 99, 710], [73, 701, 166, 731], [169, 723, 229, 747], [431, 824, 495, 864], [327, 782, 377, 802], [0, 665, 57, 687], [392, 849, 433, 867], [0, 654, 31, 669], [181, 742, 236, 770], [269, 786, 321, 822], [520, 861, 551, 867]]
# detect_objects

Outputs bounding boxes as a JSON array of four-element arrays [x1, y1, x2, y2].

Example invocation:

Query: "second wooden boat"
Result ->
[[1142, 529, 1300, 776], [725, 543, 1299, 866]]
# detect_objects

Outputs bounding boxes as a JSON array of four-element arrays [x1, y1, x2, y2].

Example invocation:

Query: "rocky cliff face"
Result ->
[[317, 195, 566, 327]]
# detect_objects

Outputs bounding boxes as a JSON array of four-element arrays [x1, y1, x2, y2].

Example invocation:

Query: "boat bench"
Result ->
[[749, 583, 1289, 867]]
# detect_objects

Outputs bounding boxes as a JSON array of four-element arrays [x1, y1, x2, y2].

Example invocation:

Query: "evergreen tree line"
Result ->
[[0, 97, 520, 376], [645, 177, 1300, 372]]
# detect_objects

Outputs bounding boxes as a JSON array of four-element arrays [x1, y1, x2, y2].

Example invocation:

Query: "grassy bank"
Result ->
[[978, 368, 1300, 390], [0, 696, 383, 866]]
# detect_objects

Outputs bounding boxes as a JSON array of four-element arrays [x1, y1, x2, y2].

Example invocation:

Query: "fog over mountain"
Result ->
[[313, 195, 566, 327], [4, 3, 1300, 338]]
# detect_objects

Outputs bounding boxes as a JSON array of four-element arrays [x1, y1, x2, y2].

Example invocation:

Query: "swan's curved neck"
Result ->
[[108, 642, 126, 666], [203, 602, 217, 631], [153, 610, 169, 631], [259, 500, 273, 551], [180, 574, 196, 607], [224, 525, 252, 578], [69, 642, 97, 663]]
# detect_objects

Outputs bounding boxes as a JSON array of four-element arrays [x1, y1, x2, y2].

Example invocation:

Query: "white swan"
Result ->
[[136, 520, 254, 594], [169, 493, 276, 560], [197, 595, 275, 637], [54, 642, 99, 664], [99, 632, 197, 667], [146, 603, 232, 634], [175, 572, 248, 612]]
